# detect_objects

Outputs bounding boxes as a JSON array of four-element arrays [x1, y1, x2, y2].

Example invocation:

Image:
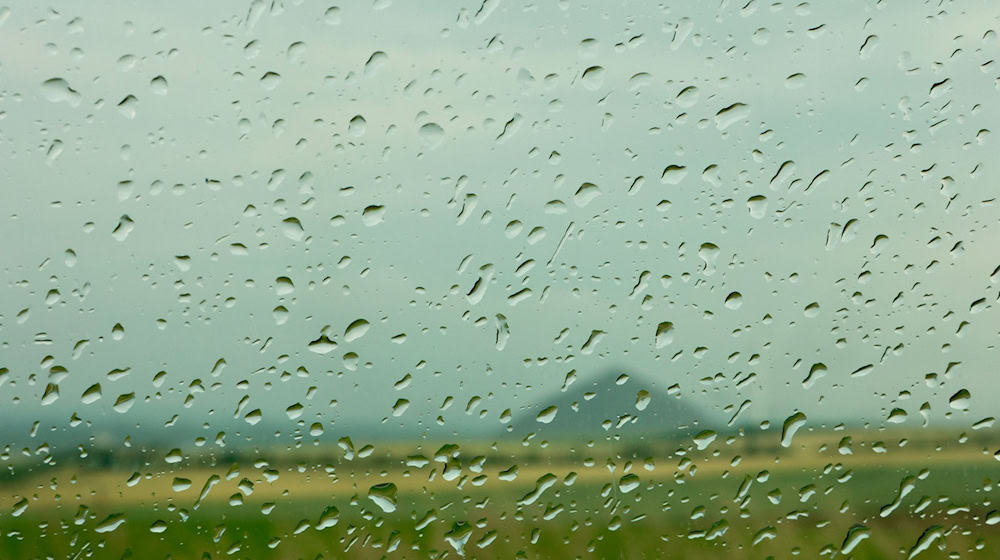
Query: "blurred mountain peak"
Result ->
[[505, 366, 719, 440]]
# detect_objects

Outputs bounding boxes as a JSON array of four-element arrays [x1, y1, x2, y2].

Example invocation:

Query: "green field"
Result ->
[[3, 431, 999, 559]]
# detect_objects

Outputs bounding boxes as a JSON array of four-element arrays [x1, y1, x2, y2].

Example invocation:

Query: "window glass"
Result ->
[[2, 1, 998, 558]]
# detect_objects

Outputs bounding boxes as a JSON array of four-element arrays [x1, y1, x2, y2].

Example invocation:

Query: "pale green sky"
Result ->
[[1, 0, 999, 448]]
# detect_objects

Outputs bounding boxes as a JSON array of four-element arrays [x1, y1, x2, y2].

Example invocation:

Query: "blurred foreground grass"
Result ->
[[2, 430, 999, 558]]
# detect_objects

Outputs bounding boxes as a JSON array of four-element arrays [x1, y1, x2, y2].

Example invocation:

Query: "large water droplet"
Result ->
[[40, 78, 80, 106], [368, 483, 398, 512], [780, 412, 807, 447], [418, 122, 444, 149]]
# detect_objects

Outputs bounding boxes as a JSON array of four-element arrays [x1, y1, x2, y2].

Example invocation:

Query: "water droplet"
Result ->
[[518, 473, 557, 505], [316, 506, 339, 530], [364, 51, 388, 77], [618, 473, 641, 493], [635, 390, 651, 411], [324, 6, 341, 24], [308, 334, 337, 354], [536, 405, 558, 424], [715, 102, 750, 130], [698, 243, 720, 276], [660, 165, 688, 185], [780, 412, 807, 447], [81, 383, 102, 404], [112, 215, 135, 241], [654, 322, 674, 348], [117, 94, 138, 119], [150, 75, 168, 95], [949, 389, 971, 410], [113, 392, 135, 413], [887, 408, 907, 424], [368, 482, 398, 512], [418, 122, 444, 148], [392, 399, 410, 417], [693, 430, 717, 450], [580, 65, 606, 90], [260, 71, 282, 90], [445, 522, 473, 556], [40, 78, 80, 106], [784, 73, 807, 89], [281, 217, 304, 241], [95, 513, 127, 533], [275, 276, 295, 296], [746, 195, 768, 218], [348, 115, 367, 137], [675, 86, 699, 107], [344, 319, 370, 342], [362, 205, 385, 226], [752, 526, 778, 546], [11, 498, 28, 517], [906, 526, 944, 560], [244, 408, 263, 425], [840, 525, 871, 554], [573, 182, 601, 207], [41, 383, 59, 405], [286, 41, 307, 62]]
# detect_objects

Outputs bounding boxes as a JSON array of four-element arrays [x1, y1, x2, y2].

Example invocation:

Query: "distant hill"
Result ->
[[504, 367, 721, 440]]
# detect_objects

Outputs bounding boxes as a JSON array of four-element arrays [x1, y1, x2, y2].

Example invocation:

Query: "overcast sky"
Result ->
[[2, 0, 999, 450]]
